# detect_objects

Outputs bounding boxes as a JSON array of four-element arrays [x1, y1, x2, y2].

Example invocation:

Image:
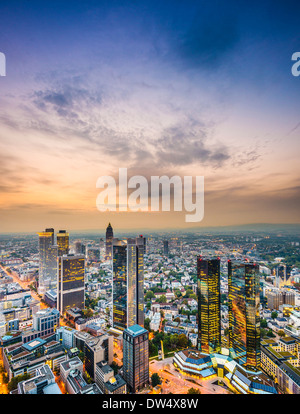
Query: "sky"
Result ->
[[0, 0, 299, 233]]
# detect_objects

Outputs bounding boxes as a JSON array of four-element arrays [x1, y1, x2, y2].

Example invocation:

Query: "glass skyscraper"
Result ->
[[136, 235, 146, 327], [57, 254, 85, 315], [57, 230, 69, 256], [122, 325, 149, 393], [197, 256, 221, 354], [112, 237, 145, 331], [38, 229, 58, 295], [228, 260, 261, 371]]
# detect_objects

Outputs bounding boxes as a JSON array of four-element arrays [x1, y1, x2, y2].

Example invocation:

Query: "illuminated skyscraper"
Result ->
[[38, 230, 58, 295], [197, 256, 221, 354], [112, 237, 145, 331], [57, 254, 85, 315], [122, 325, 149, 393], [105, 223, 114, 260], [45, 228, 54, 244], [57, 230, 69, 256], [136, 235, 146, 327], [228, 260, 261, 371]]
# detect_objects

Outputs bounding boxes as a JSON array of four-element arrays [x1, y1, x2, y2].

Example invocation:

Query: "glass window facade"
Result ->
[[197, 257, 221, 354], [228, 261, 261, 371]]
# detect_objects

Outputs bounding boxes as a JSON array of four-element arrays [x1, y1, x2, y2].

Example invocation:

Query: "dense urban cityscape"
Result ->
[[0, 223, 299, 395]]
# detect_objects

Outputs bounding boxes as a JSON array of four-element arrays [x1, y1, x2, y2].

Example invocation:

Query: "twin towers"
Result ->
[[105, 223, 146, 332], [197, 257, 261, 372]]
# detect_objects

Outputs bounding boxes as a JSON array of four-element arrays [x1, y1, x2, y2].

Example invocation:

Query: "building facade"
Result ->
[[228, 261, 261, 371], [57, 254, 85, 315], [122, 325, 149, 393], [197, 256, 221, 354]]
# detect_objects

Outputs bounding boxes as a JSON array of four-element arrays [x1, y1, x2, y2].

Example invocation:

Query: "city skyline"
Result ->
[[0, 0, 300, 232]]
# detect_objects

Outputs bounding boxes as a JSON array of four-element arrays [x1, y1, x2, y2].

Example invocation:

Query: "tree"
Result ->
[[271, 311, 278, 320], [158, 295, 166, 303], [266, 329, 276, 338], [260, 318, 268, 328], [278, 330, 285, 337], [145, 291, 155, 300], [7, 373, 31, 392], [178, 333, 188, 349], [144, 318, 151, 331], [151, 373, 162, 387]]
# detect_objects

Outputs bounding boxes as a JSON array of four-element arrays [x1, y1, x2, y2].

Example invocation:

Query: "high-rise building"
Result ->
[[37, 230, 58, 295], [57, 254, 85, 315], [45, 228, 54, 244], [33, 308, 60, 337], [163, 240, 169, 256], [57, 230, 69, 256], [112, 239, 136, 331], [136, 235, 146, 327], [105, 223, 114, 260], [112, 237, 145, 331], [197, 256, 221, 354], [84, 335, 113, 381], [228, 260, 261, 371], [74, 241, 82, 255], [276, 264, 293, 288], [122, 325, 149, 393]]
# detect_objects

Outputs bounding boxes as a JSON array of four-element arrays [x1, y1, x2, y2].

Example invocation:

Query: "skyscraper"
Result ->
[[112, 237, 145, 331], [122, 325, 149, 393], [37, 230, 58, 295], [45, 228, 54, 244], [57, 230, 69, 256], [105, 223, 114, 260], [57, 254, 85, 315], [276, 264, 293, 288], [197, 256, 221, 354], [228, 260, 261, 371], [136, 235, 146, 327]]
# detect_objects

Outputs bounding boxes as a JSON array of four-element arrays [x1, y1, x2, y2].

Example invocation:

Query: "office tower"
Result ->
[[87, 248, 100, 262], [57, 230, 69, 256], [57, 254, 85, 315], [163, 240, 169, 256], [84, 335, 113, 380], [266, 290, 282, 310], [276, 264, 293, 288], [37, 230, 58, 295], [122, 325, 149, 393], [33, 308, 60, 337], [136, 235, 145, 327], [74, 241, 82, 255], [74, 241, 86, 256], [228, 261, 261, 371], [105, 223, 114, 260], [197, 256, 221, 354], [112, 238, 145, 331], [45, 228, 54, 244], [112, 239, 136, 331]]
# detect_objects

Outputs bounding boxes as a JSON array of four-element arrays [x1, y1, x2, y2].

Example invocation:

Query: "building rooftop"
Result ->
[[104, 374, 126, 393], [22, 337, 46, 351], [125, 325, 148, 337]]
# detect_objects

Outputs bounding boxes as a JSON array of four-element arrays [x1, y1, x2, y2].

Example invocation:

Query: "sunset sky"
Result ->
[[0, 0, 299, 233]]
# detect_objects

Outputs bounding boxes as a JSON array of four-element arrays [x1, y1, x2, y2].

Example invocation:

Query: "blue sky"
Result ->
[[0, 0, 299, 231]]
